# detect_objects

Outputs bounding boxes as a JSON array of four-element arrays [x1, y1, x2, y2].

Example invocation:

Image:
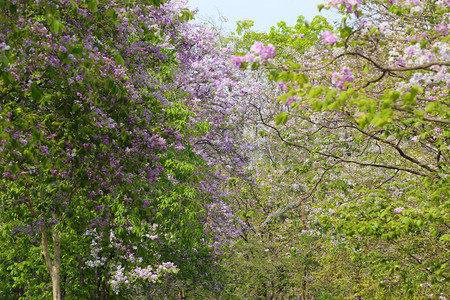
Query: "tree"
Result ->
[[231, 0, 449, 298], [0, 0, 257, 298]]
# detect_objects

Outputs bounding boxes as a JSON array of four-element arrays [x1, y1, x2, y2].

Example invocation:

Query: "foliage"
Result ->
[[226, 0, 449, 298], [0, 0, 256, 298], [230, 15, 333, 56]]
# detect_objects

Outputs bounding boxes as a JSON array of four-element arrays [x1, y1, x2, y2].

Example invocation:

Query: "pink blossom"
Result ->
[[250, 42, 265, 55], [394, 207, 405, 214], [435, 22, 449, 35], [261, 44, 276, 59], [231, 55, 244, 67], [278, 80, 288, 91], [332, 67, 354, 89], [322, 31, 337, 45], [231, 42, 276, 67]]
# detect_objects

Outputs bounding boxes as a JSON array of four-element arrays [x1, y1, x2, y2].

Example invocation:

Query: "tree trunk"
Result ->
[[41, 222, 61, 300], [102, 266, 108, 300], [95, 267, 101, 299], [78, 253, 84, 287]]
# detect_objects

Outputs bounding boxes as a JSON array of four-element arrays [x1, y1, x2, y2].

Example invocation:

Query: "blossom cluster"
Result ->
[[231, 42, 276, 67], [331, 67, 355, 89], [322, 31, 338, 45], [393, 207, 405, 214], [110, 262, 179, 294]]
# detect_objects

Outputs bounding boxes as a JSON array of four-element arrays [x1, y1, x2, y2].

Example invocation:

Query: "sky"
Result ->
[[186, 0, 337, 33]]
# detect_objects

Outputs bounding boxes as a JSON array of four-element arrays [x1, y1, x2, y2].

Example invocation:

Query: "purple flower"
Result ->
[[231, 55, 243, 67], [393, 207, 405, 214], [40, 146, 50, 156], [285, 96, 297, 106], [261, 44, 276, 59], [411, 136, 419, 143], [278, 80, 288, 91], [436, 23, 448, 36], [332, 67, 354, 89], [250, 42, 265, 55], [51, 170, 58, 175], [322, 31, 337, 45]]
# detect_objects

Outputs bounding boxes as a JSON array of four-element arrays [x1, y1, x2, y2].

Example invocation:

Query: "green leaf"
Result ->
[[340, 26, 352, 38], [71, 47, 83, 55], [72, 104, 81, 113], [420, 40, 428, 49], [114, 53, 125, 66], [275, 112, 288, 125], [413, 109, 424, 119], [51, 20, 63, 33], [326, 89, 337, 100], [425, 102, 436, 113], [86, 0, 98, 12], [440, 234, 450, 242], [251, 62, 260, 70], [307, 86, 323, 99], [269, 70, 280, 81], [31, 84, 43, 101]]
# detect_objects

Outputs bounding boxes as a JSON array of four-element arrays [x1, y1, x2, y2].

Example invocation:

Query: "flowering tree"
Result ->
[[0, 0, 258, 298], [212, 15, 337, 299], [231, 0, 449, 298]]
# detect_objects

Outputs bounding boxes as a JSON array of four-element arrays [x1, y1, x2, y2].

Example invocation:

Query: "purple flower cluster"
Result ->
[[393, 207, 405, 214], [231, 42, 276, 67], [251, 42, 276, 59], [322, 31, 338, 45], [331, 67, 354, 89]]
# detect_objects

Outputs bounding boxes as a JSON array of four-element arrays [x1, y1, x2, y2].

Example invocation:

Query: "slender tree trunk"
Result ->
[[102, 266, 108, 300], [41, 222, 61, 300], [301, 276, 306, 300], [301, 266, 309, 300], [78, 253, 84, 287], [95, 267, 101, 299]]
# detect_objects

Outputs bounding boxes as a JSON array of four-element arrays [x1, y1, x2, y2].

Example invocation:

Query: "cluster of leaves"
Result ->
[[228, 15, 332, 57]]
